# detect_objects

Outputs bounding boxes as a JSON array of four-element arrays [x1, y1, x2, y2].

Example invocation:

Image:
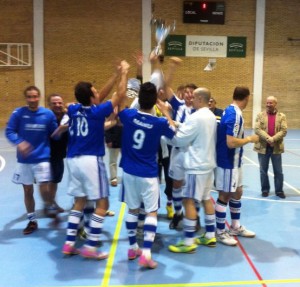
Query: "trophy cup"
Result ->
[[151, 18, 176, 55]]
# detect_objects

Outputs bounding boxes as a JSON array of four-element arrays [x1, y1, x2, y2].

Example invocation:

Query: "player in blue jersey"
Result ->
[[215, 86, 259, 246], [5, 86, 58, 235], [167, 87, 217, 253], [119, 82, 175, 269], [61, 60, 130, 259]]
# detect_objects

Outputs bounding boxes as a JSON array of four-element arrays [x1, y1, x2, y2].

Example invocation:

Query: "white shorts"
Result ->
[[215, 167, 243, 193], [12, 162, 51, 185], [182, 171, 214, 202], [66, 156, 109, 200], [120, 172, 159, 213], [169, 148, 185, 180]]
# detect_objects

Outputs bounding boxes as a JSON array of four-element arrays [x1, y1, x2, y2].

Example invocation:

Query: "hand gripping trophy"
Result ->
[[151, 18, 176, 55]]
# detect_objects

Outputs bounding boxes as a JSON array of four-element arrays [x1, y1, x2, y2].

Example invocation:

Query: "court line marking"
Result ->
[[95, 155, 300, 287], [0, 155, 6, 172], [56, 278, 300, 287], [244, 156, 300, 195], [101, 202, 127, 287]]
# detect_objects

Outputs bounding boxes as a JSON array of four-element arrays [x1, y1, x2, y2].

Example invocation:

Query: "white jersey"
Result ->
[[168, 107, 217, 174]]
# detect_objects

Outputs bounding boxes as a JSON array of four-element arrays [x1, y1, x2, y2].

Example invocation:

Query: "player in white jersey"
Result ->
[[163, 58, 199, 229], [61, 60, 130, 259], [166, 87, 217, 253], [215, 86, 259, 246], [119, 82, 175, 269]]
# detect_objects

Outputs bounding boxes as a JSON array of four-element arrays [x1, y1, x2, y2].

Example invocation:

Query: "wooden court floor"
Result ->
[[0, 129, 300, 287]]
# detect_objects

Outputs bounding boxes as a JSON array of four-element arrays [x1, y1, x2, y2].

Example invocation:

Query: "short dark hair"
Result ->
[[233, 86, 250, 101], [138, 82, 157, 110], [185, 83, 198, 90], [23, 86, 40, 96], [47, 93, 62, 104], [74, 81, 94, 106]]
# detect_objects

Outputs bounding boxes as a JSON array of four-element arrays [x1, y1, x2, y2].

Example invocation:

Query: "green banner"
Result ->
[[165, 35, 186, 57], [227, 37, 247, 58]]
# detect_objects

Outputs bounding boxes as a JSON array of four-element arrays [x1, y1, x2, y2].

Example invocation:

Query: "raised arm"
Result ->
[[163, 57, 183, 101], [111, 60, 130, 108], [98, 61, 123, 102]]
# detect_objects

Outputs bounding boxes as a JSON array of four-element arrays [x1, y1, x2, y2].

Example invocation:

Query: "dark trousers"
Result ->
[[158, 146, 173, 201], [258, 146, 284, 194]]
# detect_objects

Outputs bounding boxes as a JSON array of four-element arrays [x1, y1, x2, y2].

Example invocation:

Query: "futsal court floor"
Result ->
[[0, 129, 299, 287]]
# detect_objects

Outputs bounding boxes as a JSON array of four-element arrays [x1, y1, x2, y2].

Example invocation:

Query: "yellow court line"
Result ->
[[57, 278, 300, 287], [101, 202, 127, 287]]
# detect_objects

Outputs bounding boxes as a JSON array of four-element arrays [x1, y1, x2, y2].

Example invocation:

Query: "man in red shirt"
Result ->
[[254, 96, 287, 198]]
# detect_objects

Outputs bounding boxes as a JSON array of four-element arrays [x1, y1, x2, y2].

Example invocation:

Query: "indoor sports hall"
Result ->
[[0, 129, 300, 287], [0, 0, 300, 286]]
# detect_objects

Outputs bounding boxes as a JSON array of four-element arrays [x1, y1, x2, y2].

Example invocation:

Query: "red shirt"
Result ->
[[268, 113, 276, 136]]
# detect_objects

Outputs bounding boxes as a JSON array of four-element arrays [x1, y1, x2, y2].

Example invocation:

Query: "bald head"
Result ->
[[193, 87, 211, 109], [266, 96, 278, 114]]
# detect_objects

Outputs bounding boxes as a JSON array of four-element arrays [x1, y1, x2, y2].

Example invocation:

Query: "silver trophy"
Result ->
[[151, 18, 176, 55]]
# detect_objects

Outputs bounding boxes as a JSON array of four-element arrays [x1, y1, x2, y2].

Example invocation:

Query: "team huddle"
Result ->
[[5, 53, 287, 270]]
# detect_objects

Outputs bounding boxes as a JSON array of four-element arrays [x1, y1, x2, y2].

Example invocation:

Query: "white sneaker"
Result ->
[[216, 230, 238, 246], [229, 226, 256, 238]]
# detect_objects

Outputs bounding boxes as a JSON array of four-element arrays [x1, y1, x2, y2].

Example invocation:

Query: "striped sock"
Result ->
[[183, 217, 196, 246], [142, 215, 157, 258], [126, 212, 139, 249], [172, 187, 183, 215], [215, 199, 227, 233], [65, 210, 82, 246], [83, 201, 95, 233], [86, 213, 104, 247], [205, 213, 216, 238], [229, 198, 241, 229], [27, 212, 36, 222]]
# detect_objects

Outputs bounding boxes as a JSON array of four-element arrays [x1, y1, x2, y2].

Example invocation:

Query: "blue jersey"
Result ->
[[67, 101, 113, 157], [5, 106, 57, 164], [169, 95, 194, 123], [216, 104, 244, 169], [119, 108, 175, 177]]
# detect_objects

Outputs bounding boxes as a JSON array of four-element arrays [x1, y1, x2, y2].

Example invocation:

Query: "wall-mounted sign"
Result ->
[[165, 35, 246, 58]]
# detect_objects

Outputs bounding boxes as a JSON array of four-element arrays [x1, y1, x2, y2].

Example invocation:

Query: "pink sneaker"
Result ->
[[80, 246, 108, 260], [62, 244, 79, 255], [138, 254, 158, 269], [128, 248, 142, 260]]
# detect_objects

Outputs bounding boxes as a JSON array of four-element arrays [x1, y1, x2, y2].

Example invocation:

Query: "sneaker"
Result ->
[[229, 226, 256, 238], [78, 227, 87, 240], [23, 221, 38, 235], [105, 210, 115, 216], [276, 192, 286, 199], [138, 254, 158, 269], [166, 204, 174, 219], [80, 246, 108, 260], [62, 244, 79, 255], [216, 230, 238, 246], [110, 178, 118, 187], [195, 233, 216, 247], [169, 212, 183, 229], [128, 248, 142, 260], [78, 228, 103, 247], [168, 240, 197, 253]]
